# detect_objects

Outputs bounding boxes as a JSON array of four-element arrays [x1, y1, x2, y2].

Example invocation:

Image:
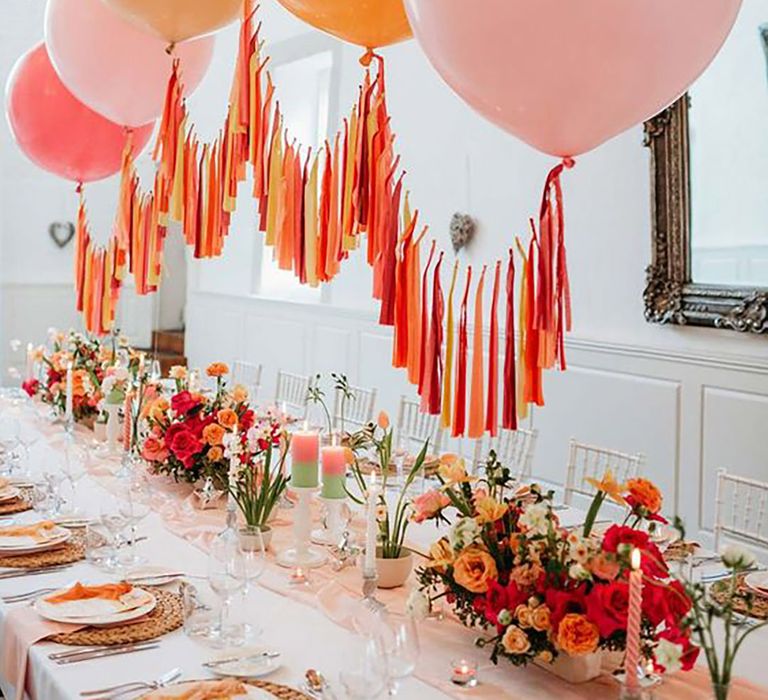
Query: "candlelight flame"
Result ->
[[631, 547, 641, 571]]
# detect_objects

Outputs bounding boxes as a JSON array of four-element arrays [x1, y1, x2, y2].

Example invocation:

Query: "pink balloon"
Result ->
[[404, 0, 742, 157], [45, 0, 214, 128], [5, 43, 154, 183]]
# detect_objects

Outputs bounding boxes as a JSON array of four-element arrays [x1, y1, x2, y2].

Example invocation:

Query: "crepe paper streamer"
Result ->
[[392, 206, 418, 368], [515, 237, 529, 421], [378, 173, 404, 326], [485, 260, 501, 435], [522, 228, 544, 408], [441, 260, 459, 429], [467, 265, 487, 439], [451, 265, 472, 438], [417, 240, 437, 395], [502, 248, 518, 431], [421, 251, 444, 415]]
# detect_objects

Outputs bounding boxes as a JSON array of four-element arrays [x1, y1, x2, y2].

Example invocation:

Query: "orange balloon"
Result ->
[[276, 0, 412, 48], [101, 0, 243, 43]]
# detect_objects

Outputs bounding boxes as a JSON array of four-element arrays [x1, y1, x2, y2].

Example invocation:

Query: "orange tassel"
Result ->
[[467, 266, 487, 439]]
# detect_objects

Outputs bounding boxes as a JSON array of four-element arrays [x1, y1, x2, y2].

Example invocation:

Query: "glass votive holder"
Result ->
[[450, 658, 478, 687]]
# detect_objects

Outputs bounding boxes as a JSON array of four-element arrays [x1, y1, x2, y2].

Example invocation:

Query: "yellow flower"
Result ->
[[515, 604, 534, 629], [531, 605, 551, 632], [206, 362, 229, 378], [427, 538, 454, 573], [148, 397, 169, 422], [169, 365, 187, 380], [501, 625, 531, 655], [438, 454, 474, 486], [585, 469, 626, 505], [453, 546, 498, 593], [475, 496, 507, 524], [231, 384, 249, 404]]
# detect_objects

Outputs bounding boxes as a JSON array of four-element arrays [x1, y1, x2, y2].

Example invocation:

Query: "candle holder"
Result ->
[[277, 487, 326, 570], [450, 658, 478, 687], [311, 497, 349, 545]]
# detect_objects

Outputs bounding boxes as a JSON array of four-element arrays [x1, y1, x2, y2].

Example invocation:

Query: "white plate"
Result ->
[[0, 486, 21, 503], [142, 682, 272, 699], [0, 526, 71, 555], [744, 571, 768, 597], [207, 647, 282, 680], [34, 586, 156, 627]]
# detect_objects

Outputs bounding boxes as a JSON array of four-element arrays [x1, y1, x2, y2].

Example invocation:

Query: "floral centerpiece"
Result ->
[[22, 329, 132, 426], [140, 363, 264, 489], [415, 457, 697, 682]]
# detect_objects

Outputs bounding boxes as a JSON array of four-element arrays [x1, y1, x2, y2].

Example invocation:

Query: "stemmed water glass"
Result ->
[[0, 416, 20, 476], [99, 493, 130, 571], [374, 614, 420, 696], [116, 474, 152, 568], [207, 531, 247, 647], [16, 421, 38, 481], [59, 437, 87, 516], [239, 528, 267, 641], [339, 637, 389, 700]]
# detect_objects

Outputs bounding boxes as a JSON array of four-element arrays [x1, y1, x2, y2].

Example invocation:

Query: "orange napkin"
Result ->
[[153, 679, 247, 700], [45, 582, 133, 604], [0, 521, 56, 543]]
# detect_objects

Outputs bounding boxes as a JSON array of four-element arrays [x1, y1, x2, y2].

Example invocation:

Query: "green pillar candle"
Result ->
[[291, 429, 319, 488]]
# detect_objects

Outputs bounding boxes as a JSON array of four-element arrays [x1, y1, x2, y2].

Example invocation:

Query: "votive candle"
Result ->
[[625, 547, 643, 691], [291, 424, 319, 488], [321, 437, 347, 500]]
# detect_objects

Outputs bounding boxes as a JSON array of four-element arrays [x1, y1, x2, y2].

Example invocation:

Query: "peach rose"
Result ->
[[217, 409, 238, 429], [515, 605, 534, 629], [141, 436, 168, 463], [536, 650, 554, 664], [589, 552, 620, 581], [453, 546, 498, 594], [427, 538, 454, 573], [626, 477, 663, 514], [556, 614, 600, 656], [169, 365, 187, 380], [411, 489, 450, 523], [203, 423, 226, 447], [208, 446, 224, 462], [531, 605, 551, 632], [501, 625, 531, 655], [206, 362, 229, 378], [232, 384, 249, 404], [509, 563, 544, 588]]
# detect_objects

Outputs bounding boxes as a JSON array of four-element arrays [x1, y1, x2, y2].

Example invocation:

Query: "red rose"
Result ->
[[586, 581, 629, 637], [483, 579, 527, 627], [22, 379, 39, 397], [169, 428, 203, 468], [184, 413, 214, 438], [663, 580, 692, 624], [602, 525, 650, 553], [641, 579, 670, 627], [171, 391, 199, 416], [545, 584, 586, 631]]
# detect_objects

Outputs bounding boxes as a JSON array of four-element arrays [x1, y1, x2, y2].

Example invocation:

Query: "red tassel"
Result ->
[[502, 248, 518, 430], [422, 251, 444, 415], [417, 240, 437, 395], [451, 266, 472, 438], [377, 173, 403, 326], [485, 260, 501, 435]]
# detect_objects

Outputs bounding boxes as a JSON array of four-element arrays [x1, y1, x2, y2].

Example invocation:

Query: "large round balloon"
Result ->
[[101, 0, 242, 43], [5, 43, 154, 182], [276, 0, 411, 49], [404, 0, 741, 157], [46, 0, 214, 127]]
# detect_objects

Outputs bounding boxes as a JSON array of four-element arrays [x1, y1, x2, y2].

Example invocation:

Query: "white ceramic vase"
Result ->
[[375, 547, 413, 589]]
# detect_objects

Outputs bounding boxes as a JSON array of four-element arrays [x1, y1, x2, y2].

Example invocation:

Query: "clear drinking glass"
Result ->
[[375, 614, 420, 696], [340, 637, 388, 700], [207, 531, 247, 647], [99, 494, 130, 571], [116, 475, 152, 567], [0, 416, 20, 475], [239, 527, 267, 641]]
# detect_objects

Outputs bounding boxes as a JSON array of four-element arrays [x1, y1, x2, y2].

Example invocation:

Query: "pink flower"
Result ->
[[411, 489, 450, 523], [141, 436, 169, 463]]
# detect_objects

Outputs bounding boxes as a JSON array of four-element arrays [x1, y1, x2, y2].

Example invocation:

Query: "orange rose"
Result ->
[[515, 604, 534, 629], [203, 423, 226, 447], [217, 409, 238, 429], [626, 477, 662, 514], [556, 614, 600, 656], [71, 370, 88, 398], [453, 546, 498, 593], [208, 446, 224, 462], [231, 384, 249, 404], [589, 552, 620, 581], [531, 605, 551, 632], [501, 625, 531, 655], [206, 362, 230, 378]]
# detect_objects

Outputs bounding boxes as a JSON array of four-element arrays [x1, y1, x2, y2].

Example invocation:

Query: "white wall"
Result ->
[[2, 2, 768, 549]]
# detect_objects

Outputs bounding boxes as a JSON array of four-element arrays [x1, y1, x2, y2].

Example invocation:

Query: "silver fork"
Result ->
[[3, 586, 56, 603], [80, 667, 181, 698]]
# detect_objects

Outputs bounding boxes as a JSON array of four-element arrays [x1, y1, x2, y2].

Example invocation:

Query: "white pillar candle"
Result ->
[[364, 471, 379, 574], [65, 361, 74, 423], [25, 343, 34, 381]]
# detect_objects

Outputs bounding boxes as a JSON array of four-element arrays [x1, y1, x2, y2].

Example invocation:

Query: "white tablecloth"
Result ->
[[0, 401, 766, 700]]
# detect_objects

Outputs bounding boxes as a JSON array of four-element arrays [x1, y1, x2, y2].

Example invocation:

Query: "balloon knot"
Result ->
[[359, 48, 376, 67], [75, 182, 83, 195], [561, 156, 575, 169], [165, 42, 176, 56]]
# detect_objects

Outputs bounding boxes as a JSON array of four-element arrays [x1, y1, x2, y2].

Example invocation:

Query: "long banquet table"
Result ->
[[0, 399, 766, 700]]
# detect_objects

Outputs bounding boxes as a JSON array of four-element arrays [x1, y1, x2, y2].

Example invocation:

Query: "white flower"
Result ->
[[519, 502, 550, 536], [721, 544, 756, 571], [449, 517, 481, 551], [222, 431, 242, 459], [568, 563, 590, 581], [405, 589, 430, 620], [655, 638, 683, 674]]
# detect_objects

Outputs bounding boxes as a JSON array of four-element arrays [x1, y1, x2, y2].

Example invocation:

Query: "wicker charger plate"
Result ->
[[48, 589, 184, 646], [0, 538, 85, 568], [139, 679, 311, 700], [0, 497, 32, 515], [710, 573, 768, 620]]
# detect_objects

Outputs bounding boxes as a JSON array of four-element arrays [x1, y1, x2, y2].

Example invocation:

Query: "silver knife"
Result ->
[[50, 640, 152, 660], [0, 564, 73, 580], [54, 643, 159, 665]]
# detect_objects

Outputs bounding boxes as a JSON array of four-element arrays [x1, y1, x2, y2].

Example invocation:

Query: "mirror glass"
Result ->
[[689, 0, 768, 287]]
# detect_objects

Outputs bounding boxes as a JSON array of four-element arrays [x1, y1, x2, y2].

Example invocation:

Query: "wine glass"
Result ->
[[16, 421, 38, 480], [59, 437, 88, 517], [99, 494, 130, 571], [340, 637, 389, 700], [116, 475, 152, 568], [0, 416, 20, 475], [207, 531, 247, 647], [239, 528, 267, 641], [374, 614, 420, 696]]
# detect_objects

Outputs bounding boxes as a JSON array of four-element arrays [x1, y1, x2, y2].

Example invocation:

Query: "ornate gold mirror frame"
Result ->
[[643, 96, 768, 333]]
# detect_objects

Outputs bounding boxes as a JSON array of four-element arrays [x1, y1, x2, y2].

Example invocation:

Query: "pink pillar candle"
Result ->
[[291, 429, 319, 488], [122, 392, 132, 452], [625, 548, 643, 691], [321, 445, 347, 499]]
